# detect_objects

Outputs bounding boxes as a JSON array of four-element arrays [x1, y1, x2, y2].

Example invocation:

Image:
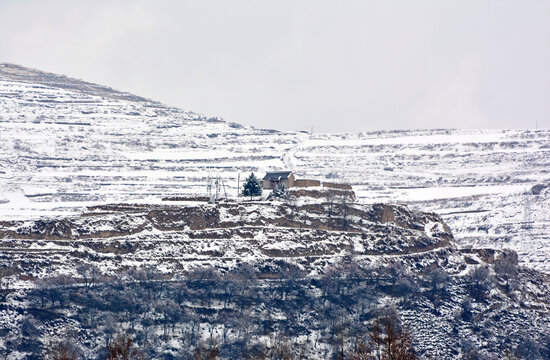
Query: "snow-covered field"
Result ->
[[1, 63, 549, 271]]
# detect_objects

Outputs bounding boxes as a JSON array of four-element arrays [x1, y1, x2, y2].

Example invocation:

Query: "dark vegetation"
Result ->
[[2, 251, 549, 359], [0, 199, 545, 359], [242, 173, 262, 199]]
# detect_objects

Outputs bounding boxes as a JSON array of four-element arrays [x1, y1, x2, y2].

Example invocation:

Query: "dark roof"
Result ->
[[263, 171, 293, 180]]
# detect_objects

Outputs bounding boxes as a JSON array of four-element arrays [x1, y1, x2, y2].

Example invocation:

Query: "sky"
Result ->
[[0, 0, 549, 132]]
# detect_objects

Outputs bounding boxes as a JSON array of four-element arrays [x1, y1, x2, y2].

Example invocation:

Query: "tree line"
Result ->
[[2, 249, 545, 359]]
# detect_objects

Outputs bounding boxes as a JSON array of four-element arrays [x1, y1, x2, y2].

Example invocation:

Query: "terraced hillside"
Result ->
[[0, 198, 549, 359], [1, 64, 550, 358], [1, 63, 549, 273], [0, 200, 453, 279]]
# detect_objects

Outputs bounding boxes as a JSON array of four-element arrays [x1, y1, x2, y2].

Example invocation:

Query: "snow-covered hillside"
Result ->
[[0, 200, 453, 279], [1, 63, 549, 272]]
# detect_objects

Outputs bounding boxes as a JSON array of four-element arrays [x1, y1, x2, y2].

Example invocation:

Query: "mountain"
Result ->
[[1, 63, 548, 273], [1, 64, 549, 359]]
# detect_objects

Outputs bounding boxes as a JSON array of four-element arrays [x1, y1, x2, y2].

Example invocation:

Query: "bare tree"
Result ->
[[0, 265, 16, 302], [157, 299, 182, 335], [326, 190, 337, 219], [494, 249, 518, 291], [247, 334, 302, 359], [383, 315, 415, 360], [33, 275, 75, 307], [348, 333, 372, 360], [44, 341, 80, 360], [426, 267, 450, 313], [193, 339, 219, 360], [467, 265, 495, 301], [428, 268, 450, 295], [188, 266, 221, 306], [347, 312, 416, 360], [105, 333, 145, 360], [77, 264, 100, 293]]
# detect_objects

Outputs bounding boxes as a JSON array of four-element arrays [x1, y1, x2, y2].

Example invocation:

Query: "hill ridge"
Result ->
[[0, 63, 155, 103]]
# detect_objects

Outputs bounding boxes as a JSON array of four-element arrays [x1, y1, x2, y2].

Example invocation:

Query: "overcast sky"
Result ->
[[1, 1, 549, 132]]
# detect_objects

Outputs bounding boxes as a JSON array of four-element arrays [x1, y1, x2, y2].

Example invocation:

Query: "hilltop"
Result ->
[[0, 199, 453, 277], [0, 64, 548, 273], [0, 65, 549, 359]]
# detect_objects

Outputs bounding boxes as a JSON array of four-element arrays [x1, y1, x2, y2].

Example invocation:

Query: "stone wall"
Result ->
[[294, 179, 321, 188], [322, 182, 353, 190]]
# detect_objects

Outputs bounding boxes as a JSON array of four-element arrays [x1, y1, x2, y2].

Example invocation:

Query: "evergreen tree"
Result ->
[[242, 173, 262, 199]]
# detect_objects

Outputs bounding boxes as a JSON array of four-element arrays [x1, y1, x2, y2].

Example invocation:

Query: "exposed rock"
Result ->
[[0, 201, 454, 274], [531, 183, 547, 195]]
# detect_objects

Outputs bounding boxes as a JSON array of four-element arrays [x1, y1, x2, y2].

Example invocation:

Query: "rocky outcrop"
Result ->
[[0, 201, 454, 275]]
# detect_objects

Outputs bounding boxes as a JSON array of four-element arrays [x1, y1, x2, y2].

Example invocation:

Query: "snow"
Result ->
[[0, 70, 549, 274], [398, 184, 527, 202]]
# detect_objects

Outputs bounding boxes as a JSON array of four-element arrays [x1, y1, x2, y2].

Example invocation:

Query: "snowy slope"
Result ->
[[0, 201, 453, 280], [0, 63, 549, 272]]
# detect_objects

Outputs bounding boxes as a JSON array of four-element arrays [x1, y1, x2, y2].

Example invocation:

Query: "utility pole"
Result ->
[[523, 191, 533, 242], [215, 177, 219, 201], [207, 176, 215, 203], [222, 179, 227, 199], [237, 173, 240, 197]]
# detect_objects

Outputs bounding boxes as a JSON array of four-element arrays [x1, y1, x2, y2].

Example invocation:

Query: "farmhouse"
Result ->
[[262, 171, 352, 191], [262, 171, 295, 190]]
